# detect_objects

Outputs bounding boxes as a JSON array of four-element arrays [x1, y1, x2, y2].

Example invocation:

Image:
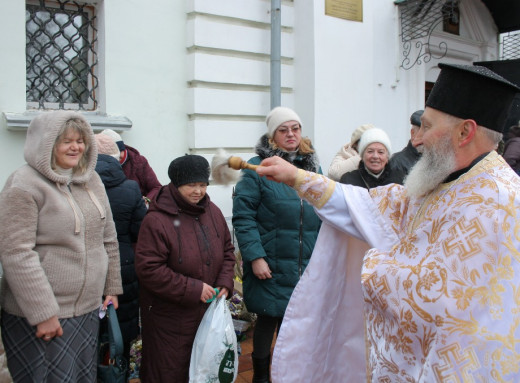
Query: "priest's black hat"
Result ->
[[425, 63, 520, 133]]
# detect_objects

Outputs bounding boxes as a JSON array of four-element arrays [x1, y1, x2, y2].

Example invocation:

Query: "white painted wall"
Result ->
[[0, 1, 28, 181], [0, 0, 501, 219], [186, 0, 297, 215], [290, 0, 420, 173], [101, 0, 188, 183]]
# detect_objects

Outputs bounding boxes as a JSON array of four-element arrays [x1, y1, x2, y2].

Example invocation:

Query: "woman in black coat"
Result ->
[[340, 127, 405, 188], [95, 134, 147, 359]]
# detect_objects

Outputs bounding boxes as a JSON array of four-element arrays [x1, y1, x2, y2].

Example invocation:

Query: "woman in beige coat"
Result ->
[[0, 111, 122, 382]]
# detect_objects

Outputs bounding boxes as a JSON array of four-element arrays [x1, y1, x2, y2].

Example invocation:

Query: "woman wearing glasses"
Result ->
[[232, 106, 322, 383]]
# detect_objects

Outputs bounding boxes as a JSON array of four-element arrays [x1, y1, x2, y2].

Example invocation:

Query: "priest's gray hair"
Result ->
[[478, 126, 502, 146]]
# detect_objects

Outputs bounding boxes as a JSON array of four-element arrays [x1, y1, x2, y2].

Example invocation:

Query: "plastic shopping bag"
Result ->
[[189, 297, 238, 383]]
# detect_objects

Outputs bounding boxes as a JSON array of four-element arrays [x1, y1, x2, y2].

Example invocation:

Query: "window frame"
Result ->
[[25, 0, 98, 111]]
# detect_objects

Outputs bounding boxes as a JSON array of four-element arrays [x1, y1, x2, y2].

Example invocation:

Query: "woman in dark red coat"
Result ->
[[135, 155, 235, 383]]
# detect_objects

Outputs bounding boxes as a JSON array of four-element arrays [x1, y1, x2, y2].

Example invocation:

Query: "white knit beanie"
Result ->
[[265, 106, 302, 138], [357, 128, 392, 157]]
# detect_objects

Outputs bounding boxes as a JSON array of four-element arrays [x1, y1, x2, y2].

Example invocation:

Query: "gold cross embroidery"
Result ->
[[442, 216, 485, 261], [433, 343, 480, 382]]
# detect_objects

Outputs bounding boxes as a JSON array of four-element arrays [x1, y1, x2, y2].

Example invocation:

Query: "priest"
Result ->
[[257, 63, 520, 382]]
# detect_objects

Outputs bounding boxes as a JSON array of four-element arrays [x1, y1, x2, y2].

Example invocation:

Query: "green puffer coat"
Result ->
[[232, 135, 322, 317]]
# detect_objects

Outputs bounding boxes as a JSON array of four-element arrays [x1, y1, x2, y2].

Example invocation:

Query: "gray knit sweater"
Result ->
[[0, 111, 123, 326]]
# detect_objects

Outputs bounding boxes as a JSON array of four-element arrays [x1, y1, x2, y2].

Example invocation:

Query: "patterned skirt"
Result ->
[[1, 309, 99, 383]]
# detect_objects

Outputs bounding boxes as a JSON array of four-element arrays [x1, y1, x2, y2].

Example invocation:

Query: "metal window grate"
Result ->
[[26, 0, 98, 110], [396, 0, 459, 69], [500, 32, 520, 60]]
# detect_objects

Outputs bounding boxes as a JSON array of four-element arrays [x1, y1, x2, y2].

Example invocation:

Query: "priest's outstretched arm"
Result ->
[[256, 156, 399, 248]]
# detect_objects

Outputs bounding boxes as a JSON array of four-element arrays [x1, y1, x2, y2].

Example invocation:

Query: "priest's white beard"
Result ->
[[404, 134, 457, 199]]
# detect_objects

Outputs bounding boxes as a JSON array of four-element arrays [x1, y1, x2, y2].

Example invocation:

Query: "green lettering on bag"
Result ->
[[218, 345, 235, 383]]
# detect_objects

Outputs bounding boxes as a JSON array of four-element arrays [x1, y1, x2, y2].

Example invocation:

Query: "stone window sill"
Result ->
[[3, 111, 132, 132]]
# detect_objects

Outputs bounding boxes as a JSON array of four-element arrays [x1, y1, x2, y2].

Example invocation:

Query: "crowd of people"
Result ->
[[0, 60, 519, 383]]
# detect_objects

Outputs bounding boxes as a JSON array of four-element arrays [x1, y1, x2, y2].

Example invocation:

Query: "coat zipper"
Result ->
[[65, 184, 87, 315]]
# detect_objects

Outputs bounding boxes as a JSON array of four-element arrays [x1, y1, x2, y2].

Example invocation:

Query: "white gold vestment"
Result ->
[[272, 152, 520, 383]]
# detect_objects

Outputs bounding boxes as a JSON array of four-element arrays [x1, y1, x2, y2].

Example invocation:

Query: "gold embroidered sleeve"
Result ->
[[294, 169, 336, 209]]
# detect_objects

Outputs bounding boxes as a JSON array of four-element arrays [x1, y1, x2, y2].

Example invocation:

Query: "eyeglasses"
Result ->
[[276, 126, 301, 135]]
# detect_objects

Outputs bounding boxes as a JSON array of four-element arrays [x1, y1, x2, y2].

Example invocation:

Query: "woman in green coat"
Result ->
[[232, 106, 321, 383]]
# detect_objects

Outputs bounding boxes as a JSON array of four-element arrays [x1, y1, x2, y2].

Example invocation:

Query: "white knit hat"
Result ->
[[265, 106, 302, 138], [357, 127, 392, 157]]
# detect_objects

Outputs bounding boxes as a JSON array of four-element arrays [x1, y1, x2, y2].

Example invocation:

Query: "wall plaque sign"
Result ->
[[325, 0, 363, 22]]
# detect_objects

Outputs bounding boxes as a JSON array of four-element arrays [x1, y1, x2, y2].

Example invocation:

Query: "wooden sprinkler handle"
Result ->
[[228, 156, 259, 171]]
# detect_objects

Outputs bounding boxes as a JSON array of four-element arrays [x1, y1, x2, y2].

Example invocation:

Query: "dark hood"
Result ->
[[95, 154, 127, 188]]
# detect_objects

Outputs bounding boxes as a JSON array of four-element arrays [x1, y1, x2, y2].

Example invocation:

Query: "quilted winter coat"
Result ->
[[135, 184, 235, 383], [232, 134, 322, 317], [95, 154, 147, 356]]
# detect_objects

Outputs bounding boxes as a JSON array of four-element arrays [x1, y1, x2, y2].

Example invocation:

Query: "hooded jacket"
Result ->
[[0, 111, 122, 326], [135, 183, 235, 383], [95, 154, 146, 350], [232, 134, 322, 317]]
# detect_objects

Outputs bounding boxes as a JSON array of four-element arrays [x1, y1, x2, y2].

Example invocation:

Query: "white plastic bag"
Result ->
[[189, 297, 238, 383]]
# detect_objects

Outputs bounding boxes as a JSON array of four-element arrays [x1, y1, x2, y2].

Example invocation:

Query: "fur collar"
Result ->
[[255, 134, 320, 172]]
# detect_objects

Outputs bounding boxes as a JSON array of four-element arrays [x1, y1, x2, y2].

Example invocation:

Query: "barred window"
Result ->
[[26, 0, 98, 110], [500, 31, 520, 60]]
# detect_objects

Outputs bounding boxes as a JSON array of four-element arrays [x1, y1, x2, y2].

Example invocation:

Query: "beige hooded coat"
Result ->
[[0, 111, 122, 326]]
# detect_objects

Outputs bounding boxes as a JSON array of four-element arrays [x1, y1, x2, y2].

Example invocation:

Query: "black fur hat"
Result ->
[[168, 154, 210, 187], [426, 63, 520, 133]]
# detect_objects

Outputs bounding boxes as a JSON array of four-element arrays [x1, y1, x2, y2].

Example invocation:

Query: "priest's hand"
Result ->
[[256, 156, 298, 187]]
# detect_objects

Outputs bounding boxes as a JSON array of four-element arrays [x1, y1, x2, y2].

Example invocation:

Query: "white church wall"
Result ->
[[102, 0, 187, 183], [0, 2, 31, 182], [294, 0, 414, 173]]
